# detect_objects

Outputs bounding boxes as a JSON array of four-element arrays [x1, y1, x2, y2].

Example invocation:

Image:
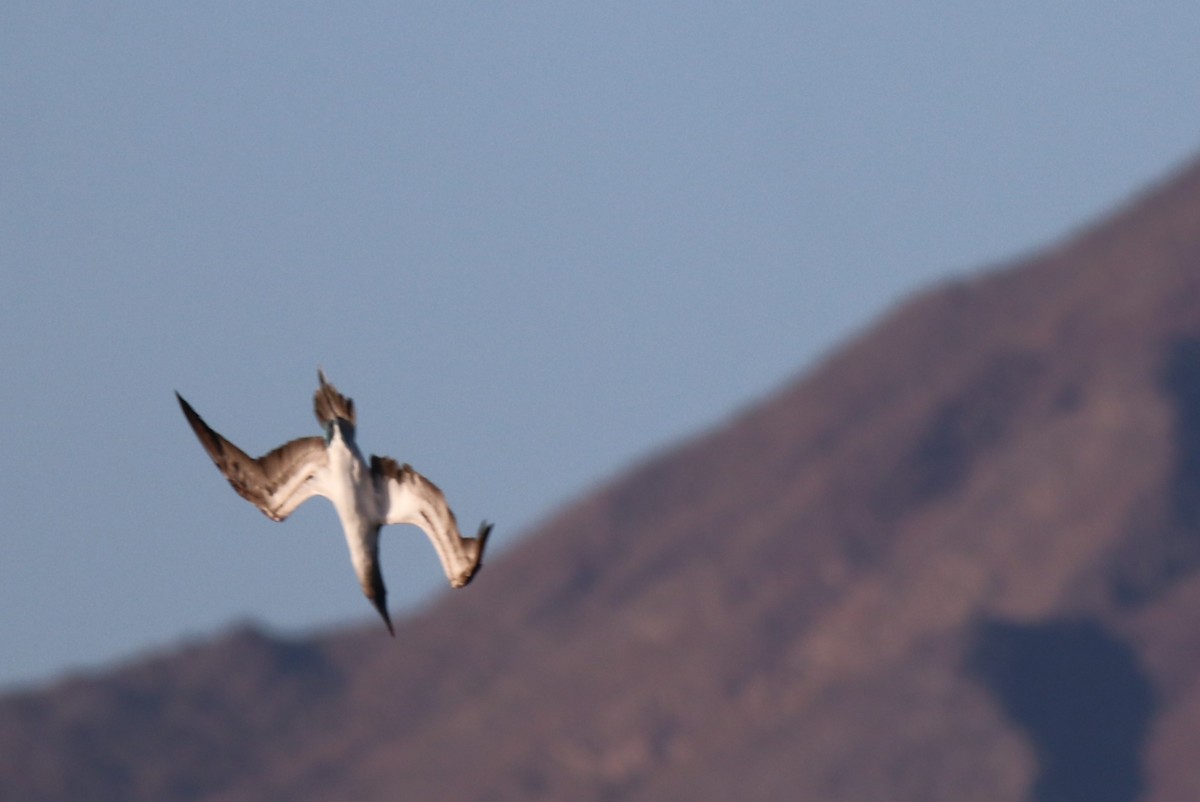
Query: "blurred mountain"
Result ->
[[5, 158, 1200, 802]]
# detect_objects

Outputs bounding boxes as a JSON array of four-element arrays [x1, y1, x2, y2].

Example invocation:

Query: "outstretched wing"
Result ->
[[177, 392, 328, 521], [370, 455, 491, 588]]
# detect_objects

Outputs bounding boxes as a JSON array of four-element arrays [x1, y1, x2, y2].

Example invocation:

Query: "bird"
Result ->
[[175, 369, 492, 635]]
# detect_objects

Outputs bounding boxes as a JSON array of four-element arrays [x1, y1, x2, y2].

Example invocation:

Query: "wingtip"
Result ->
[[463, 521, 493, 588]]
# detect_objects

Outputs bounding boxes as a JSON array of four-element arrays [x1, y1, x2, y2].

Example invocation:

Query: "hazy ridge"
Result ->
[[5, 159, 1200, 801]]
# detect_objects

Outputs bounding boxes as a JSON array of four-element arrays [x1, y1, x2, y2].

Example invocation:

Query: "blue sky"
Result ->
[[4, 3, 1200, 690]]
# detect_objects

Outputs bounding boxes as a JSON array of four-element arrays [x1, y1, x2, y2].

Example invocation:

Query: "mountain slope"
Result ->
[[5, 159, 1200, 802]]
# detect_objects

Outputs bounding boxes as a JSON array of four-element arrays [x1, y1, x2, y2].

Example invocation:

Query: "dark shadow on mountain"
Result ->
[[1162, 336, 1200, 527], [965, 617, 1155, 802], [877, 351, 1043, 515], [1112, 335, 1200, 606]]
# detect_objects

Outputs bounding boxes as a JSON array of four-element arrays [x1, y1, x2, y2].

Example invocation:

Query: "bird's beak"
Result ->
[[363, 558, 394, 636], [373, 597, 395, 637]]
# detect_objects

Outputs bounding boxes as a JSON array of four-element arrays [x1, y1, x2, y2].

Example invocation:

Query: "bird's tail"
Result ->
[[313, 368, 356, 427]]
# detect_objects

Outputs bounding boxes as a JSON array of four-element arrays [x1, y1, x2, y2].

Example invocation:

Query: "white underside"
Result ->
[[280, 427, 477, 589]]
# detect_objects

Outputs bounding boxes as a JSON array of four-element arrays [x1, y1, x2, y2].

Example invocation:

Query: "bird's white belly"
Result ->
[[320, 441, 382, 556]]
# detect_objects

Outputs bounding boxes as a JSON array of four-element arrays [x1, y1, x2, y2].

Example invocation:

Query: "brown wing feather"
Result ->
[[176, 392, 325, 521], [313, 369, 355, 427], [371, 455, 453, 519], [370, 455, 491, 587]]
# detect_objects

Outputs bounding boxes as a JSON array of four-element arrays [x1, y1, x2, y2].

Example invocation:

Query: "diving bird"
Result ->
[[175, 370, 492, 635]]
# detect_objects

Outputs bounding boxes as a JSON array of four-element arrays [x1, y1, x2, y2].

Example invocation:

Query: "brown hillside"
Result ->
[[3, 159, 1200, 802]]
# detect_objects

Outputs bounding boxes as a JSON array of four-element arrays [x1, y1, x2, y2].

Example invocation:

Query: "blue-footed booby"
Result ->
[[175, 370, 492, 635]]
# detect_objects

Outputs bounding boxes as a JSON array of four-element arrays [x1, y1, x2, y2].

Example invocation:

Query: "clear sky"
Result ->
[[4, 3, 1200, 690]]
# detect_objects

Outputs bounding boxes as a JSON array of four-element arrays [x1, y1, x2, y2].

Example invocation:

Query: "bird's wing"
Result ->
[[370, 455, 491, 588], [177, 392, 328, 521]]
